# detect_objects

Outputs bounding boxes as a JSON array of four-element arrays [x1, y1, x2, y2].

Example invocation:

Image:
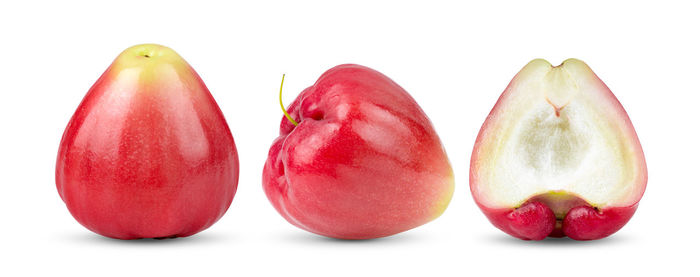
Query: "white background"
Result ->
[[0, 0, 697, 276]]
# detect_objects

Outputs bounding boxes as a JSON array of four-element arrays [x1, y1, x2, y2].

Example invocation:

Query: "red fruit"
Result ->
[[263, 65, 454, 239], [56, 44, 239, 239], [470, 59, 647, 240]]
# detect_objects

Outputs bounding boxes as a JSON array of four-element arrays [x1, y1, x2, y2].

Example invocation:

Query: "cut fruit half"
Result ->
[[470, 59, 647, 240]]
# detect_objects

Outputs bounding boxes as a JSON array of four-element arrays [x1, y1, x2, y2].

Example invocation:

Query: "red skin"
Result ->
[[477, 202, 555, 241], [56, 49, 238, 239], [475, 202, 638, 240], [263, 64, 453, 240], [562, 205, 638, 240]]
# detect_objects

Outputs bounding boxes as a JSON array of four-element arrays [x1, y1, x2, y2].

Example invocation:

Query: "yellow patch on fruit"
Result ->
[[431, 171, 455, 219], [108, 44, 194, 89]]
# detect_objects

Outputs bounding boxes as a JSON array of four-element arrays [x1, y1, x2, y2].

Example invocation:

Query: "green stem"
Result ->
[[279, 74, 298, 126]]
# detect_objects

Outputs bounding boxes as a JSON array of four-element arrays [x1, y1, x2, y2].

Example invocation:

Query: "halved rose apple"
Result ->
[[470, 59, 647, 240]]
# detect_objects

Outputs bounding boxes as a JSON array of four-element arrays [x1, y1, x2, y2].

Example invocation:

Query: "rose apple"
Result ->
[[263, 64, 454, 239], [56, 44, 239, 239], [470, 59, 647, 240]]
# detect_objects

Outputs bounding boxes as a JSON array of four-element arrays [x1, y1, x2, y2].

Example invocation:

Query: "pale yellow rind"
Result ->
[[431, 171, 455, 219], [108, 44, 195, 90]]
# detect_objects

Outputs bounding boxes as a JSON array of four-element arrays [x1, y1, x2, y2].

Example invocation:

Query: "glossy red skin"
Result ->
[[263, 64, 453, 239], [476, 202, 638, 240], [56, 61, 238, 239], [562, 204, 638, 240], [477, 202, 555, 241]]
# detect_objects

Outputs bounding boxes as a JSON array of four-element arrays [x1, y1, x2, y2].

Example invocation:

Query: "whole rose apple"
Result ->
[[263, 64, 454, 239], [56, 44, 239, 239]]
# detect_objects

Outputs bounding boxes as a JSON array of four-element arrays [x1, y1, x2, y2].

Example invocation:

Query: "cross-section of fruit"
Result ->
[[470, 59, 647, 240]]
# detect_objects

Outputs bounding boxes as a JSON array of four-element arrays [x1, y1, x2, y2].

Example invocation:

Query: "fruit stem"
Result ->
[[279, 74, 299, 126]]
